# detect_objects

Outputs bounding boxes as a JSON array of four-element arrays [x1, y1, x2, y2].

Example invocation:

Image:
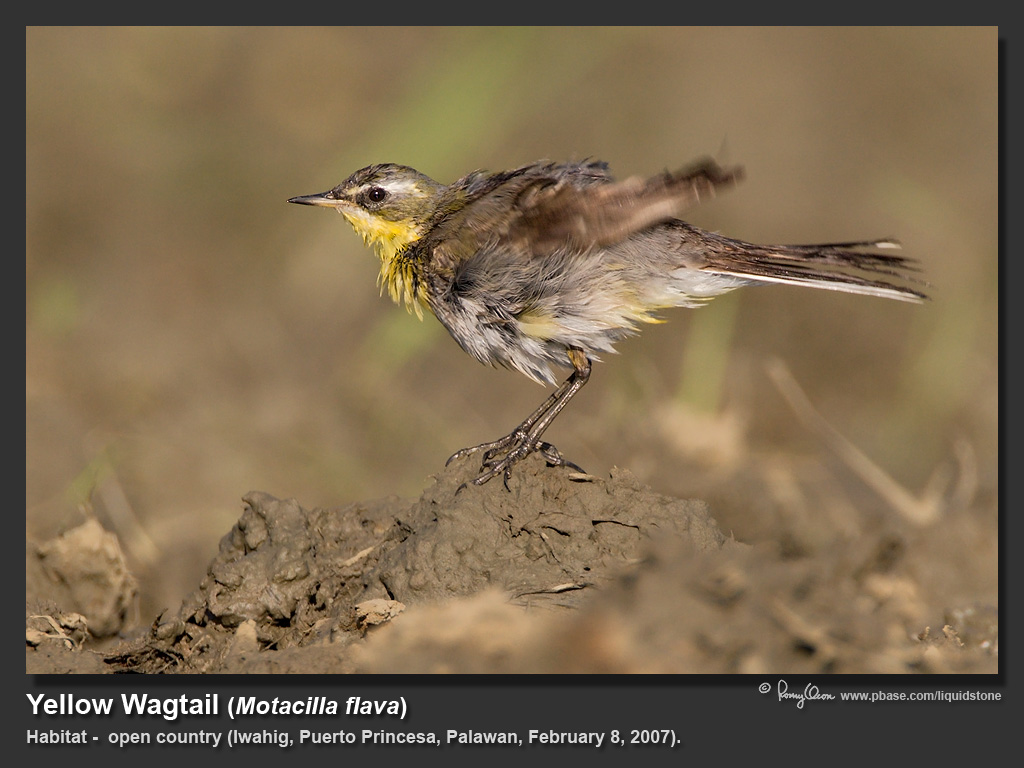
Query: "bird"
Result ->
[[288, 157, 926, 489]]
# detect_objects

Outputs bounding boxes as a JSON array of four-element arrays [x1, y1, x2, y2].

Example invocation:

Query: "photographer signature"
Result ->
[[759, 680, 836, 709]]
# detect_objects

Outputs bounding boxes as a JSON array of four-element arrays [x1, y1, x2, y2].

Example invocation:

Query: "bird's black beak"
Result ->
[[287, 192, 338, 207]]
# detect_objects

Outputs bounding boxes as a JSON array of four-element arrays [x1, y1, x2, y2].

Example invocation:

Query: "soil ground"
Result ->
[[27, 452, 996, 674]]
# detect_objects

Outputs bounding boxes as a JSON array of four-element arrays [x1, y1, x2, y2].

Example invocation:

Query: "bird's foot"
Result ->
[[445, 429, 525, 469], [451, 434, 584, 493]]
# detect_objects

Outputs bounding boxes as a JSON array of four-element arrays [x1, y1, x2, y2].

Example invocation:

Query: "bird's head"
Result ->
[[289, 163, 446, 260]]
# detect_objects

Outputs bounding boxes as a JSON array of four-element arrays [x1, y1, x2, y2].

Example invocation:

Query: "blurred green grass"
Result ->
[[26, 27, 997, 619]]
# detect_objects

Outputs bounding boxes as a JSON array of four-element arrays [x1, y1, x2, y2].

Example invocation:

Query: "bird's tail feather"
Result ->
[[702, 238, 928, 303]]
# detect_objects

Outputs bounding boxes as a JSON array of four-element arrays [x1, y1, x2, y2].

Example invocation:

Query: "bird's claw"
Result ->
[[450, 435, 584, 492]]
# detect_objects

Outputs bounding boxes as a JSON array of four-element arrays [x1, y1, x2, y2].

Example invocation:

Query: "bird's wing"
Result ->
[[426, 158, 743, 270], [506, 157, 743, 255]]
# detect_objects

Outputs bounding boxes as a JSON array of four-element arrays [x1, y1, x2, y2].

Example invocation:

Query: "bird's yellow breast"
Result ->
[[339, 208, 430, 318]]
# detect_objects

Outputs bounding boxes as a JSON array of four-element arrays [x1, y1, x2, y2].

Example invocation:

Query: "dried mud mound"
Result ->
[[105, 456, 726, 672]]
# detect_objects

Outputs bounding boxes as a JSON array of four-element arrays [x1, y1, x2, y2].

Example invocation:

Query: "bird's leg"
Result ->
[[445, 376, 574, 468], [451, 348, 591, 490]]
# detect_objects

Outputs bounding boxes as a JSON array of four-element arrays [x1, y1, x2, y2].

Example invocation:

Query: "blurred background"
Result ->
[[27, 27, 997, 625]]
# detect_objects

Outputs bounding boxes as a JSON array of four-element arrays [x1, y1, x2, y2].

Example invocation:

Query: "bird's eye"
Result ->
[[366, 186, 388, 203]]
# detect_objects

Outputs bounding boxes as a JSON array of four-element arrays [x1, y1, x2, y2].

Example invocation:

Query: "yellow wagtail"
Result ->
[[289, 158, 925, 489]]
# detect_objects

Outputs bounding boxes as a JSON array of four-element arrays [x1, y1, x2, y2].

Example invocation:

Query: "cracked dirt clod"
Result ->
[[129, 454, 725, 672], [29, 518, 137, 638]]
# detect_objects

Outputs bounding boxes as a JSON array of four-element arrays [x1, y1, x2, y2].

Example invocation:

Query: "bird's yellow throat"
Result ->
[[339, 208, 429, 318]]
